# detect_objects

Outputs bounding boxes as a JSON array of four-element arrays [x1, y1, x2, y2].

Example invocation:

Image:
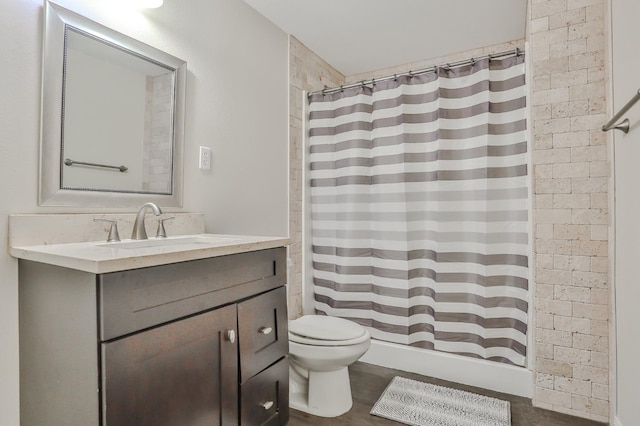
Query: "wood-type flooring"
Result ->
[[289, 362, 606, 426]]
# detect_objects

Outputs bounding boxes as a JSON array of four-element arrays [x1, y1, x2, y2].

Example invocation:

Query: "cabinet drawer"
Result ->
[[240, 357, 289, 426], [238, 286, 288, 381], [100, 247, 286, 340]]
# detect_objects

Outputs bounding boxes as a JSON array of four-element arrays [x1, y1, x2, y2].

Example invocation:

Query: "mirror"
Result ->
[[40, 2, 186, 207]]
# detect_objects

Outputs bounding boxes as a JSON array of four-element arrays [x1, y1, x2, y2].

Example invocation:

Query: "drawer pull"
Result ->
[[261, 401, 274, 410], [259, 326, 273, 335], [225, 329, 236, 343]]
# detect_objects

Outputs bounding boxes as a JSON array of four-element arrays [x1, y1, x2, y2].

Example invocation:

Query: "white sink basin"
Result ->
[[97, 235, 239, 250]]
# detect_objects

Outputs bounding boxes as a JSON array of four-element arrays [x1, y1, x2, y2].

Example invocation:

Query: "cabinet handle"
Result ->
[[258, 326, 273, 335], [225, 329, 236, 343], [261, 401, 274, 410]]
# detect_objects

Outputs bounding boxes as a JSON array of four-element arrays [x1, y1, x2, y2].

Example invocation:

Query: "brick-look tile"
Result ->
[[536, 283, 555, 299], [572, 271, 607, 288], [553, 254, 591, 271], [590, 288, 609, 305], [555, 376, 592, 397], [590, 319, 608, 336], [568, 0, 601, 9], [571, 177, 608, 193], [549, 8, 586, 28], [537, 358, 573, 377], [552, 162, 590, 178], [297, 0, 611, 420], [571, 394, 609, 417], [553, 130, 590, 147], [554, 284, 591, 302], [537, 312, 555, 329], [535, 134, 554, 150], [572, 302, 608, 319], [536, 298, 573, 316], [552, 99, 589, 117], [553, 193, 591, 208], [535, 387, 573, 408], [590, 256, 608, 273], [536, 208, 573, 223], [536, 178, 572, 193], [553, 315, 591, 333], [590, 192, 608, 208], [536, 372, 555, 389], [536, 238, 573, 255], [537, 342, 555, 359], [590, 351, 608, 369], [591, 382, 608, 401], [573, 334, 608, 352], [555, 345, 591, 365], [553, 223, 590, 240]]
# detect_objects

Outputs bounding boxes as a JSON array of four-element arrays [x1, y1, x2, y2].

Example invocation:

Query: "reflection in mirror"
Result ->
[[63, 29, 174, 194], [40, 1, 186, 207]]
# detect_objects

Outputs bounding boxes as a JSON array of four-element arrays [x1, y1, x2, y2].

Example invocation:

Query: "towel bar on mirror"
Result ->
[[64, 158, 128, 172]]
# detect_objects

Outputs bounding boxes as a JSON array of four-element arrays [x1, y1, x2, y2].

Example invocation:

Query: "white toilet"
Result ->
[[288, 315, 371, 417]]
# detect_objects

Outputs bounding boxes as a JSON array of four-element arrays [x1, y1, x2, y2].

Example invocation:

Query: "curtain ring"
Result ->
[[445, 63, 451, 72], [340, 85, 344, 93], [470, 58, 475, 67], [372, 78, 376, 87], [408, 71, 414, 78], [393, 74, 398, 81], [488, 54, 493, 62], [515, 47, 521, 57]]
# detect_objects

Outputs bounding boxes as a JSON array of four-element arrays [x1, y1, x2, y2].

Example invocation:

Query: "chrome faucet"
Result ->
[[131, 202, 163, 240]]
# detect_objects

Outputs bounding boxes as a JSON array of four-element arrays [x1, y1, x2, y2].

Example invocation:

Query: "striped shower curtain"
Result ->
[[308, 55, 528, 367]]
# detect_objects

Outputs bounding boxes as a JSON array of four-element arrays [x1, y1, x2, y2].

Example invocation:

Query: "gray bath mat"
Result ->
[[370, 376, 511, 426]]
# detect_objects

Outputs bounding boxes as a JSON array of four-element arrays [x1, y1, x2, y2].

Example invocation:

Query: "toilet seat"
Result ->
[[289, 316, 369, 346]]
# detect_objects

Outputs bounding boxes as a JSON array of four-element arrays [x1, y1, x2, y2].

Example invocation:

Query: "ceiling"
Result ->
[[243, 0, 528, 76]]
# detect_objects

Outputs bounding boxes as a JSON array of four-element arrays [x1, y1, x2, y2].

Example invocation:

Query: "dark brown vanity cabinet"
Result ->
[[19, 247, 289, 426]]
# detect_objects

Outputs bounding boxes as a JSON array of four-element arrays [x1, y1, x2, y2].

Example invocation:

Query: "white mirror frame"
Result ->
[[40, 1, 186, 207]]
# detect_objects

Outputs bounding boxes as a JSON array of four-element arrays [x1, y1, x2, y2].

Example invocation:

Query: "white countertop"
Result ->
[[10, 234, 290, 274]]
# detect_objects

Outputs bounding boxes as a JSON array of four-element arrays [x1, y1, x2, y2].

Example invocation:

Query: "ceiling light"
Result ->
[[109, 0, 164, 9], [138, 0, 163, 8]]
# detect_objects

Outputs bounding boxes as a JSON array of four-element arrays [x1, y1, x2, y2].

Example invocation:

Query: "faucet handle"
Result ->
[[94, 218, 121, 242], [155, 216, 175, 238]]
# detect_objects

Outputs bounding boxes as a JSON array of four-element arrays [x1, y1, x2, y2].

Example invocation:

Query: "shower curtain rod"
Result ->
[[309, 46, 524, 97]]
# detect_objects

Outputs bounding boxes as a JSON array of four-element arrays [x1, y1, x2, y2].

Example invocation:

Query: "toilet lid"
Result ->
[[289, 315, 366, 341]]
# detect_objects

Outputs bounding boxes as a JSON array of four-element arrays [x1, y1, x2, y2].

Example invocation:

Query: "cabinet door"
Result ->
[[238, 286, 289, 381], [102, 305, 238, 426]]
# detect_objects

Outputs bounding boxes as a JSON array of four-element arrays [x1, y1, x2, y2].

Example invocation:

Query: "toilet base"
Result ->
[[289, 367, 353, 417]]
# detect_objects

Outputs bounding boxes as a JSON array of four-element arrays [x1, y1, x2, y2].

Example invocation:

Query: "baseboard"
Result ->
[[359, 339, 533, 398]]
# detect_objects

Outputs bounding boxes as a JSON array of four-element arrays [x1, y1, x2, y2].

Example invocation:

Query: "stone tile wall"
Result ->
[[529, 0, 610, 421], [288, 36, 344, 318], [143, 73, 172, 193]]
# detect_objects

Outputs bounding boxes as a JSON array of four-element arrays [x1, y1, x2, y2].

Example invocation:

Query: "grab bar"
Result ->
[[602, 88, 640, 133], [64, 158, 128, 172]]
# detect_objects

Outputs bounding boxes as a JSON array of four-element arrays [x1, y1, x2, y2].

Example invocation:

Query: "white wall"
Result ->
[[0, 1, 289, 424], [610, 0, 640, 425]]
